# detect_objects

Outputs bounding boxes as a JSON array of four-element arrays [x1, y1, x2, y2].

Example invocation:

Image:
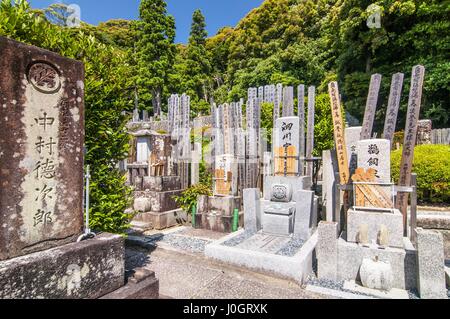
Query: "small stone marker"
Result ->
[[345, 127, 362, 176], [306, 86, 316, 177], [396, 65, 426, 227], [417, 120, 432, 145], [273, 117, 300, 176], [361, 74, 382, 140], [0, 36, 84, 260], [328, 82, 350, 185], [383, 73, 404, 144]]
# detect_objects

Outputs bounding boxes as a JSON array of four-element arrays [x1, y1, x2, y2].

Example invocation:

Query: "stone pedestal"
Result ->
[[132, 176, 187, 230], [0, 234, 125, 299], [347, 208, 404, 248], [194, 196, 243, 233], [416, 228, 447, 299]]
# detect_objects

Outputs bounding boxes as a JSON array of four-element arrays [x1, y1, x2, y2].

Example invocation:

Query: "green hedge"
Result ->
[[391, 145, 450, 204]]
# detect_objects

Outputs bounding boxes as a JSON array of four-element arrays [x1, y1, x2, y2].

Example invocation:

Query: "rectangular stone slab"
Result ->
[[0, 36, 84, 261], [0, 233, 124, 299]]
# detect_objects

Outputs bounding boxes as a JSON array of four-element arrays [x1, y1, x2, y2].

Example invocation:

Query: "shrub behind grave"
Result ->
[[391, 145, 450, 204]]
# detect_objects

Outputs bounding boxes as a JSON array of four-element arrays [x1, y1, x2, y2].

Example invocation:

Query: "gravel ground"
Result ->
[[276, 236, 305, 257], [143, 230, 211, 254], [223, 231, 255, 247]]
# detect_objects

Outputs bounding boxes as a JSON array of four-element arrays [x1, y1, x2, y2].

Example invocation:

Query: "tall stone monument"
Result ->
[[0, 37, 158, 299]]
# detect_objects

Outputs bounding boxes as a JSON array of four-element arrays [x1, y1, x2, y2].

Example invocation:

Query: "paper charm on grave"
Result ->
[[273, 117, 300, 176]]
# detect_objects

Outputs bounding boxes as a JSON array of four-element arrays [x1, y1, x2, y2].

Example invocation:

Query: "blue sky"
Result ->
[[29, 0, 263, 43]]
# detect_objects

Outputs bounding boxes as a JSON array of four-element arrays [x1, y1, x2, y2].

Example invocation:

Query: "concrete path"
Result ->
[[125, 227, 331, 299]]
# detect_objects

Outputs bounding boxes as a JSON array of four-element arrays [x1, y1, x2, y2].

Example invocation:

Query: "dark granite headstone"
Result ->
[[0, 36, 84, 261]]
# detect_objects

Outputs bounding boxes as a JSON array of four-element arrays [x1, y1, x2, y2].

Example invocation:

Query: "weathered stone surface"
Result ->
[[101, 268, 159, 299], [357, 139, 391, 183], [0, 233, 124, 299], [417, 119, 432, 145], [336, 236, 417, 290], [293, 190, 315, 240], [194, 212, 244, 233], [322, 150, 339, 226], [0, 36, 84, 261], [197, 195, 209, 214], [133, 198, 152, 213], [347, 209, 404, 248], [208, 196, 241, 217], [359, 258, 394, 291], [134, 209, 186, 230], [416, 228, 447, 299], [142, 176, 181, 192], [317, 222, 339, 281], [135, 190, 183, 213], [270, 184, 293, 203], [261, 201, 295, 236], [345, 127, 362, 175], [243, 188, 261, 233], [263, 176, 311, 201]]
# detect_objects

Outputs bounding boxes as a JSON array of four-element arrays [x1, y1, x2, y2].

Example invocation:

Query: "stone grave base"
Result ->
[[335, 234, 417, 290], [347, 208, 404, 248], [343, 280, 410, 299], [0, 233, 160, 299], [134, 209, 187, 231], [101, 268, 159, 299], [205, 230, 318, 284], [194, 211, 244, 233], [135, 189, 184, 213]]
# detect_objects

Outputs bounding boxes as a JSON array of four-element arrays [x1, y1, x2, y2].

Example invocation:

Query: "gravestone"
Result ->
[[306, 86, 316, 177], [396, 65, 426, 224], [0, 37, 159, 299], [273, 117, 300, 176], [417, 120, 432, 145], [383, 73, 404, 144], [282, 86, 294, 117], [356, 139, 391, 183], [361, 74, 382, 140], [345, 127, 362, 176], [0, 36, 84, 260]]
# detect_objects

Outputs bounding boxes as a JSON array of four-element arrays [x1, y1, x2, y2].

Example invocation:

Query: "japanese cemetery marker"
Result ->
[[274, 117, 300, 176], [273, 83, 283, 124], [396, 65, 426, 228], [306, 86, 316, 177], [383, 73, 404, 144], [297, 85, 306, 174], [0, 37, 84, 260], [360, 74, 382, 140], [328, 82, 350, 185]]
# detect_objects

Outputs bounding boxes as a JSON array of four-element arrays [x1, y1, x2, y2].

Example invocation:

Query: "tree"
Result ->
[[134, 0, 176, 116], [183, 9, 212, 115]]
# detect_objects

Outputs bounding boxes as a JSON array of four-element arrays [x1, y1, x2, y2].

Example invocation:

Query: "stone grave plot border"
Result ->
[[205, 229, 318, 285]]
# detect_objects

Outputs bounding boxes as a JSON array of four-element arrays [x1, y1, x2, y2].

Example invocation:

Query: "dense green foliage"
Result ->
[[0, 0, 134, 234], [174, 184, 212, 215], [391, 145, 450, 204], [134, 0, 176, 115], [202, 0, 449, 131]]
